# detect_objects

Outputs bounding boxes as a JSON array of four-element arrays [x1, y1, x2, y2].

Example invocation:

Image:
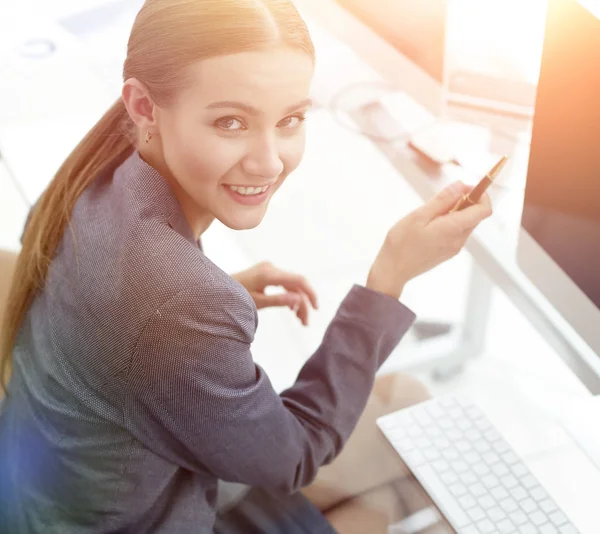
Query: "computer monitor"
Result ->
[[333, 0, 540, 118], [518, 0, 600, 359], [332, 0, 447, 83]]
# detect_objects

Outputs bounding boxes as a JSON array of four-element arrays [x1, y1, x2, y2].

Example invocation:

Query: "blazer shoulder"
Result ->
[[143, 225, 258, 328]]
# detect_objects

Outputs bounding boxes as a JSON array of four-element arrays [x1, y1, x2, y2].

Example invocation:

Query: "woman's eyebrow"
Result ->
[[205, 98, 313, 116]]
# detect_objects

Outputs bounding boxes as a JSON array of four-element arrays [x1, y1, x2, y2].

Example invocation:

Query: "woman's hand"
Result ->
[[367, 181, 493, 299], [231, 262, 319, 326]]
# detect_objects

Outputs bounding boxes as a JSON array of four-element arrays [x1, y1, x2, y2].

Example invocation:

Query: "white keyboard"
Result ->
[[377, 395, 579, 534]]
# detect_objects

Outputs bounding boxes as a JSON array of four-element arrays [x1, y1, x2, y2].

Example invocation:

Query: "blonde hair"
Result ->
[[0, 0, 315, 395]]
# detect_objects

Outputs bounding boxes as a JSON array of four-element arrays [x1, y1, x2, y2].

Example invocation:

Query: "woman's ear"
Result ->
[[122, 78, 158, 135]]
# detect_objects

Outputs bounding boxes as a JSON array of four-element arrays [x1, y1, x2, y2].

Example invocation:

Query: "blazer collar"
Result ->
[[116, 149, 200, 249]]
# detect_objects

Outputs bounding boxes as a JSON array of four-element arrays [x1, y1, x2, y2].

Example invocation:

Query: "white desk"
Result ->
[[294, 0, 600, 531]]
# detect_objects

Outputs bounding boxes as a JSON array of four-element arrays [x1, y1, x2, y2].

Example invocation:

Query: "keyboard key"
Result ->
[[470, 483, 486, 498], [531, 486, 549, 502], [426, 426, 442, 438], [458, 494, 477, 510], [478, 495, 495, 509], [446, 428, 462, 440], [520, 523, 538, 534], [549, 510, 569, 526], [407, 426, 423, 438], [474, 440, 491, 453], [440, 470, 458, 485], [465, 406, 482, 419], [521, 498, 538, 514], [502, 451, 520, 465], [426, 403, 445, 418], [494, 440, 511, 454], [413, 410, 433, 427], [511, 486, 528, 500], [492, 463, 510, 477], [416, 437, 431, 449], [540, 499, 558, 514], [449, 483, 468, 497], [500, 497, 519, 513], [448, 406, 464, 419], [491, 486, 509, 501], [483, 451, 501, 465], [434, 437, 451, 449], [498, 518, 516, 533], [466, 428, 482, 441], [432, 459, 449, 473], [501, 474, 519, 489], [439, 396, 457, 409], [423, 448, 441, 461], [443, 448, 460, 461], [417, 464, 470, 528], [475, 417, 492, 431], [456, 418, 472, 431], [476, 518, 496, 533], [456, 440, 472, 453], [522, 475, 539, 489], [439, 418, 453, 430], [452, 460, 468, 473], [467, 506, 486, 522], [512, 463, 529, 477], [540, 525, 559, 534], [387, 427, 407, 440], [397, 438, 414, 452], [473, 464, 490, 477], [482, 474, 499, 489], [511, 509, 529, 526], [531, 510, 549, 526], [377, 416, 395, 431], [559, 525, 579, 533], [488, 506, 507, 522], [460, 472, 478, 485], [464, 451, 480, 464], [484, 428, 502, 442]]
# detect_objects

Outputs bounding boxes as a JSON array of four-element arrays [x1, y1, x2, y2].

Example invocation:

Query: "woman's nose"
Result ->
[[242, 137, 284, 180]]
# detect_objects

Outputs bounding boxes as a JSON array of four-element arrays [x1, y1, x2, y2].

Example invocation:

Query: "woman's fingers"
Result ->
[[266, 270, 319, 310], [292, 291, 311, 326]]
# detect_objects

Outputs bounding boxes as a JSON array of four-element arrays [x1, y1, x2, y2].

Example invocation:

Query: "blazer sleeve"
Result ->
[[123, 279, 416, 493]]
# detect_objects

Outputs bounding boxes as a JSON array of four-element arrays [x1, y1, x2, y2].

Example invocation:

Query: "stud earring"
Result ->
[[145, 131, 152, 144]]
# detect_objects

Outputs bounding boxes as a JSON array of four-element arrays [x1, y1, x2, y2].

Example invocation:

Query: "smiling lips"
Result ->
[[226, 184, 269, 196]]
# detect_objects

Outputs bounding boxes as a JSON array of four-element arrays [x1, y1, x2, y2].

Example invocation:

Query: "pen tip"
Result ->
[[489, 154, 509, 180]]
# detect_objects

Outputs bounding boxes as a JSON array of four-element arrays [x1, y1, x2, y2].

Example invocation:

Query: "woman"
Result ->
[[0, 0, 491, 532]]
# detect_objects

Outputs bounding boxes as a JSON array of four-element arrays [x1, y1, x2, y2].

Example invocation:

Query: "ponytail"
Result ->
[[0, 99, 133, 395]]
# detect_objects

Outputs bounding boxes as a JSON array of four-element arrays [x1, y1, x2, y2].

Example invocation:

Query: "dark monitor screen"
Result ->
[[521, 0, 600, 309], [333, 0, 447, 82]]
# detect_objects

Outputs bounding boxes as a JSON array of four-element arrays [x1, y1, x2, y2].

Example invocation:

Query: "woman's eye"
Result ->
[[278, 114, 306, 129], [216, 117, 245, 131]]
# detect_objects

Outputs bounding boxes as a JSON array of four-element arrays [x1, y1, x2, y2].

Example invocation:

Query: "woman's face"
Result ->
[[155, 47, 315, 236]]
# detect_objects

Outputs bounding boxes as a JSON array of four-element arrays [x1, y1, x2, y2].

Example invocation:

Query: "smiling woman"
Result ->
[[0, 1, 431, 533], [123, 47, 315, 234]]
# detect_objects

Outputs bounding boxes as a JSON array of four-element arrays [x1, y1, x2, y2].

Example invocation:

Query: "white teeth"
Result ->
[[227, 185, 269, 195]]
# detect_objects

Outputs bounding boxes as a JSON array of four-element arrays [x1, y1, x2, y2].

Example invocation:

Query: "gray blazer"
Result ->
[[0, 150, 416, 533]]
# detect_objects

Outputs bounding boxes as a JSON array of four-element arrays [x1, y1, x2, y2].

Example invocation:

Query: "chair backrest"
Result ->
[[0, 248, 18, 395]]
